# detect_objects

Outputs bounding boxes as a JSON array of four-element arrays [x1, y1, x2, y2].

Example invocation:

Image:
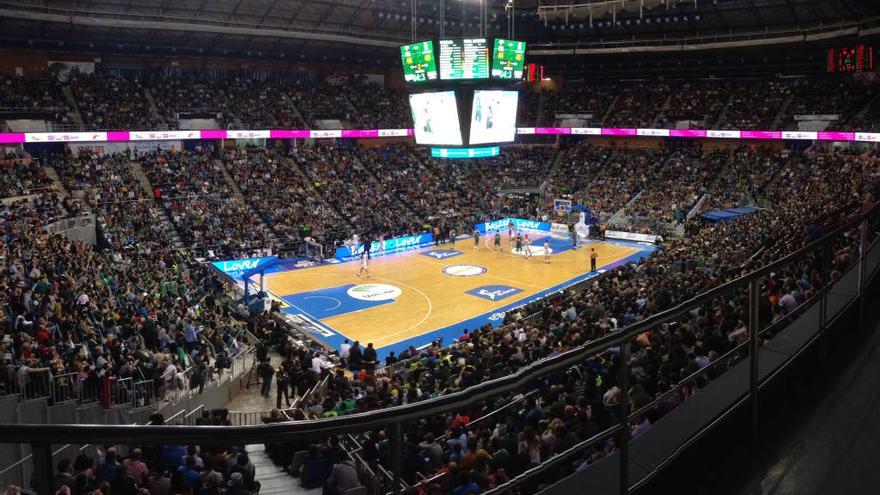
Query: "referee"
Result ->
[[590, 248, 598, 272]]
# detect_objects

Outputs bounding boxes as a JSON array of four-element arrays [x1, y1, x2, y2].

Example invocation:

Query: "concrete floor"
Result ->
[[711, 305, 880, 495], [225, 352, 285, 413]]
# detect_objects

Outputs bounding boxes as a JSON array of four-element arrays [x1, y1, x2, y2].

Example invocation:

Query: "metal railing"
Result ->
[[0, 203, 876, 495]]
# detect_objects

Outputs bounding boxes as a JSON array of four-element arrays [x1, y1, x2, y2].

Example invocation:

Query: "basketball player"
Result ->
[[544, 239, 552, 264], [515, 232, 523, 255], [523, 234, 532, 258], [450, 227, 456, 248], [494, 231, 502, 251], [473, 229, 480, 250], [508, 221, 515, 242], [357, 252, 371, 278]]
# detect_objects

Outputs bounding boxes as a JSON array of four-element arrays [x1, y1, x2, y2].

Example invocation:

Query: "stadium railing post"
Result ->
[[617, 340, 630, 495], [748, 278, 761, 446], [390, 422, 403, 495], [31, 443, 53, 495], [858, 218, 869, 330]]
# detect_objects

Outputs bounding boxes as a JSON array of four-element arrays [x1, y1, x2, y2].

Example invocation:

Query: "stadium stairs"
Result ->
[[651, 94, 673, 128], [770, 92, 796, 130], [600, 94, 621, 125], [61, 86, 85, 129], [130, 162, 185, 248], [217, 160, 281, 246], [143, 88, 167, 127], [534, 91, 547, 127], [712, 91, 738, 128], [42, 166, 66, 196], [280, 93, 307, 124], [246, 444, 320, 495]]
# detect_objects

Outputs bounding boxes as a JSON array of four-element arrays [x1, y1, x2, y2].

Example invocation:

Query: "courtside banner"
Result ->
[[334, 232, 434, 260], [211, 256, 277, 280], [551, 222, 570, 234], [476, 218, 551, 234], [606, 230, 659, 243], [571, 128, 602, 135]]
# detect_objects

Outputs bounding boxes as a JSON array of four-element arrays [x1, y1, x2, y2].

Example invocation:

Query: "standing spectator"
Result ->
[[258, 358, 275, 398]]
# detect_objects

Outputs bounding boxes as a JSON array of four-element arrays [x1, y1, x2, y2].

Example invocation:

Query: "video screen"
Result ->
[[492, 39, 527, 80], [468, 90, 519, 145], [400, 41, 438, 83], [439, 38, 489, 80], [409, 91, 463, 146]]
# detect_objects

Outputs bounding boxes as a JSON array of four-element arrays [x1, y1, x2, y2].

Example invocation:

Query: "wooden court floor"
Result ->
[[261, 234, 643, 351]]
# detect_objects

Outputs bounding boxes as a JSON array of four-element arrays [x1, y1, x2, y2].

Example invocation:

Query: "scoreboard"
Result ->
[[400, 41, 438, 83], [439, 38, 490, 80], [827, 45, 874, 73], [492, 39, 527, 80]]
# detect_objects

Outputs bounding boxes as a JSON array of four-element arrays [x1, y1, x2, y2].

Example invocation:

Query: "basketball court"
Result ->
[[224, 230, 656, 360]]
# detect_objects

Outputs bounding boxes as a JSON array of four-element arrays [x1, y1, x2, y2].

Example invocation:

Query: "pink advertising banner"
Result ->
[[0, 133, 25, 144], [601, 128, 638, 136], [817, 132, 855, 141], [669, 129, 707, 138], [740, 131, 782, 140], [269, 130, 311, 139], [200, 130, 228, 140]]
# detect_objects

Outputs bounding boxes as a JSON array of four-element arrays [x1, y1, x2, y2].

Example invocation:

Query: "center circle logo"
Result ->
[[347, 284, 402, 301], [442, 264, 488, 277]]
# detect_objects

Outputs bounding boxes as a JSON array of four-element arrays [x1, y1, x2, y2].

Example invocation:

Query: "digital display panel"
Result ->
[[439, 38, 489, 80], [827, 45, 874, 73], [431, 146, 501, 159], [491, 39, 527, 80], [400, 41, 438, 83], [409, 91, 463, 145], [468, 90, 519, 145]]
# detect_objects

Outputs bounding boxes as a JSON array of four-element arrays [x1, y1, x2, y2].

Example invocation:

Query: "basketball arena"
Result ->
[[1, 2, 880, 495]]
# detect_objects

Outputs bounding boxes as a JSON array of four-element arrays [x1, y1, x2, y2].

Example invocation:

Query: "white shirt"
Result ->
[[340, 343, 351, 359], [311, 356, 324, 374]]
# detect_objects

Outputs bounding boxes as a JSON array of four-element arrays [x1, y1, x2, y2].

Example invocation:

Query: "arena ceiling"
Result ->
[[0, 0, 877, 65]]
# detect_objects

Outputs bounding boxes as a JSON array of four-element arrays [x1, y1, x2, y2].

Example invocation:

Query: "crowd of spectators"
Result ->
[[1, 136, 878, 495], [265, 148, 878, 495], [70, 73, 161, 131], [222, 147, 348, 252], [781, 78, 877, 131], [344, 77, 412, 129], [657, 81, 732, 128], [51, 150, 172, 252], [4, 72, 880, 132], [0, 76, 71, 123], [0, 185, 252, 412], [0, 157, 55, 198]]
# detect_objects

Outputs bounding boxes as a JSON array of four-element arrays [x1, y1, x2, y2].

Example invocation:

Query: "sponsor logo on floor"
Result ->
[[442, 264, 488, 277], [421, 249, 464, 260], [466, 285, 523, 301], [347, 284, 402, 301]]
